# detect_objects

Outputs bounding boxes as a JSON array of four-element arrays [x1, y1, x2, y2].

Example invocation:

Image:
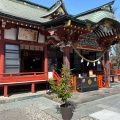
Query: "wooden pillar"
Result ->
[[63, 47, 70, 68], [31, 83, 35, 93], [103, 50, 111, 87], [4, 85, 8, 97], [0, 28, 4, 75], [44, 45, 48, 77]]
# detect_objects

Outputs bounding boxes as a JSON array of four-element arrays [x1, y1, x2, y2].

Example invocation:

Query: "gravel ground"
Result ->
[[0, 105, 57, 120]]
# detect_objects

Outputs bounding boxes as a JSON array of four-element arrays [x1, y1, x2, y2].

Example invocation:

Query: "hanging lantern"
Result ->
[[98, 61, 100, 64], [87, 62, 89, 66], [93, 62, 95, 66], [81, 58, 83, 63]]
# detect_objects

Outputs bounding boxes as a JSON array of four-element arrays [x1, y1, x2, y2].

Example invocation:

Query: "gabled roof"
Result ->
[[48, 0, 67, 14], [0, 0, 50, 23], [74, 0, 118, 23], [0, 0, 119, 27], [0, 0, 68, 24], [74, 0, 115, 18], [41, 0, 68, 18]]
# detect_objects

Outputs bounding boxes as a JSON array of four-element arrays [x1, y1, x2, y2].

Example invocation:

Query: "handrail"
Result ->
[[110, 68, 120, 75], [0, 72, 48, 97], [97, 75, 105, 88], [0, 72, 46, 75], [0, 72, 48, 84], [52, 70, 77, 92], [52, 70, 61, 81]]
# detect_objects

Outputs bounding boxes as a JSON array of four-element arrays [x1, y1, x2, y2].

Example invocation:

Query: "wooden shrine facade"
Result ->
[[0, 0, 120, 97]]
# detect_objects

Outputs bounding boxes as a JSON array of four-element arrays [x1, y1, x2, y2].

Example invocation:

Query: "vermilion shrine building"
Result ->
[[0, 0, 120, 97]]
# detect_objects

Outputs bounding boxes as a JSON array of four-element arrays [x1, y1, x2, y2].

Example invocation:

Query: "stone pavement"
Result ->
[[67, 81, 120, 105], [0, 81, 120, 120]]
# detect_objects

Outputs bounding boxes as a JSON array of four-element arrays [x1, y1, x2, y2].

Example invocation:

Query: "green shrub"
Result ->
[[48, 64, 74, 103]]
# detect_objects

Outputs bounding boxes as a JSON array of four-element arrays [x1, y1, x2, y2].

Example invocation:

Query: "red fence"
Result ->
[[52, 70, 61, 82], [0, 72, 48, 97], [0, 72, 47, 84], [110, 68, 120, 75], [110, 68, 120, 81], [52, 70, 77, 92]]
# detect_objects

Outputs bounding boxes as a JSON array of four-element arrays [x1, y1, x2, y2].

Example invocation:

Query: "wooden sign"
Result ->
[[17, 27, 38, 42]]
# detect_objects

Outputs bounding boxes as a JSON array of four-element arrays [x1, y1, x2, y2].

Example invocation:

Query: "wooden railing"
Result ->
[[97, 75, 105, 88], [52, 70, 77, 92], [110, 68, 120, 75], [52, 70, 61, 83], [93, 71, 105, 88], [53, 70, 118, 90], [71, 75, 77, 92], [0, 72, 47, 84], [110, 68, 120, 81], [96, 68, 120, 87], [0, 72, 48, 97]]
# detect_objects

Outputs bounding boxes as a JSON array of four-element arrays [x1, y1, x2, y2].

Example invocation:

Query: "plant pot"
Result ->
[[60, 103, 73, 120]]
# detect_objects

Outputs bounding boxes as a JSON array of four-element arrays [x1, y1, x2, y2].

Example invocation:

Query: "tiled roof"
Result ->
[[74, 0, 119, 23], [0, 0, 51, 23], [0, 0, 69, 23], [74, 1, 114, 17], [76, 10, 118, 23], [0, 0, 119, 26]]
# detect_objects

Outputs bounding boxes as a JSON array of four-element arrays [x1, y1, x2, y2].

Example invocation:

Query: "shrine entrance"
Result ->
[[20, 50, 44, 72]]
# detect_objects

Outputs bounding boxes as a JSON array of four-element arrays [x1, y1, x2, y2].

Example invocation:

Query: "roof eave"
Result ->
[[42, 0, 68, 18], [0, 12, 45, 25], [44, 15, 87, 27], [61, 2, 68, 15], [74, 0, 114, 18]]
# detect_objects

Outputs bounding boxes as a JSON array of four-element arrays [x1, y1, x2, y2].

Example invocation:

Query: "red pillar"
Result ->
[[31, 83, 35, 93], [118, 76, 120, 81], [44, 45, 48, 78], [63, 47, 70, 68], [4, 85, 8, 97], [0, 28, 4, 75]]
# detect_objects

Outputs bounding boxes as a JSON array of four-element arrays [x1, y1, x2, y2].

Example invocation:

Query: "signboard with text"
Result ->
[[17, 27, 38, 42]]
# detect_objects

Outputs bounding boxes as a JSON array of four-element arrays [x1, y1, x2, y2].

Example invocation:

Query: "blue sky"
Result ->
[[29, 0, 120, 19]]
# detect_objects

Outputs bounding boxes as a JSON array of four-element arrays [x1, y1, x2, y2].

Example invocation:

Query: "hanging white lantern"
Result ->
[[81, 58, 83, 63], [98, 61, 100, 64], [87, 62, 89, 66], [93, 62, 95, 66]]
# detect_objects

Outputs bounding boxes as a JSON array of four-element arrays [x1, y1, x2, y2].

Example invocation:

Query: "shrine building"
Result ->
[[0, 0, 120, 97]]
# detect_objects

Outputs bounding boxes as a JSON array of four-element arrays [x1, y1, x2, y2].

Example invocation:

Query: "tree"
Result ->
[[109, 7, 120, 69], [48, 64, 73, 104], [109, 44, 120, 69]]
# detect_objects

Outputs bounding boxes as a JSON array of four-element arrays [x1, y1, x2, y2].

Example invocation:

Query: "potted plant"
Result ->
[[48, 64, 74, 120]]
